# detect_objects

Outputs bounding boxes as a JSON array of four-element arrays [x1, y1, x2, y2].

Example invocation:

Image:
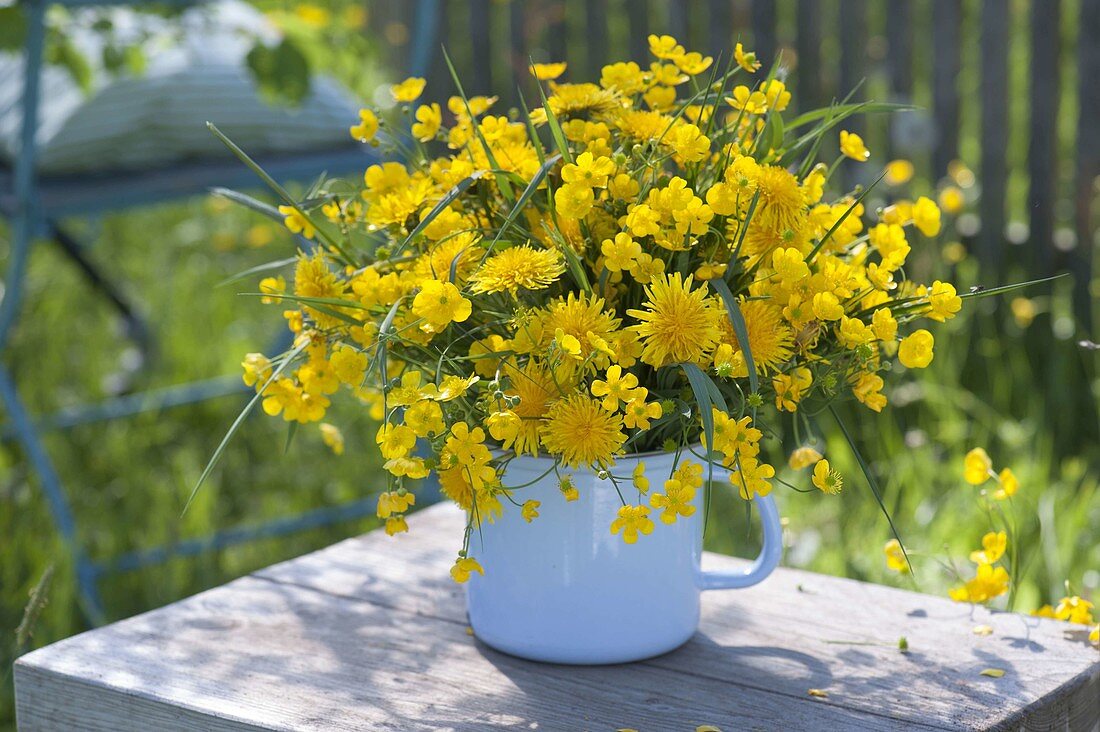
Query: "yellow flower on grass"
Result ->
[[839, 130, 870, 162], [964, 448, 993, 485], [898, 330, 934, 368], [628, 273, 721, 368], [562, 151, 616, 188], [350, 108, 378, 142], [555, 182, 596, 219], [521, 500, 541, 522], [530, 62, 567, 80], [591, 365, 640, 411], [994, 468, 1019, 500], [610, 504, 655, 544], [950, 563, 1010, 604], [470, 246, 565, 295], [541, 395, 627, 468], [675, 51, 713, 76], [412, 279, 472, 330], [734, 43, 761, 73], [788, 446, 823, 470], [278, 205, 315, 239], [411, 103, 442, 142], [912, 196, 942, 237], [391, 76, 426, 103], [812, 459, 843, 494], [451, 556, 485, 583], [319, 423, 344, 455], [884, 539, 909, 573], [969, 531, 1007, 565]]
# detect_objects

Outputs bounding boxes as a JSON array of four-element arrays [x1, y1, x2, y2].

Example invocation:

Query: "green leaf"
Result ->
[[534, 74, 574, 165], [0, 7, 27, 51], [829, 404, 914, 576], [785, 102, 915, 131], [681, 362, 717, 457], [979, 668, 1006, 678], [46, 36, 93, 93], [246, 39, 311, 106], [711, 278, 759, 395], [217, 257, 298, 287]]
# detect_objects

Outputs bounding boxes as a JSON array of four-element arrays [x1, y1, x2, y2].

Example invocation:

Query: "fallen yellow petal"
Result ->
[[979, 668, 1006, 678], [972, 624, 994, 636], [696, 726, 723, 732], [808, 688, 829, 698]]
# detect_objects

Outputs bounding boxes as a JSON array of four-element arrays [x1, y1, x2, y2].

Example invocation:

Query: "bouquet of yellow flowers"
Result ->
[[209, 35, 967, 581]]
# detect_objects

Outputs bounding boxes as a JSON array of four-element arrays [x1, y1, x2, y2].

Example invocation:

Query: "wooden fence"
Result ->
[[369, 0, 1099, 331]]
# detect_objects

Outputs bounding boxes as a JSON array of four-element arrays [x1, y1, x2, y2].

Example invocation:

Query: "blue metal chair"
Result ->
[[0, 0, 440, 623]]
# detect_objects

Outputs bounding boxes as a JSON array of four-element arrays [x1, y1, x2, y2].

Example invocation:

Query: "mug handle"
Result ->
[[697, 466, 783, 590]]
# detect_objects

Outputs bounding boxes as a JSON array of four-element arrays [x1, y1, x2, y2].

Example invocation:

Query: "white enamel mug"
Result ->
[[465, 449, 783, 664]]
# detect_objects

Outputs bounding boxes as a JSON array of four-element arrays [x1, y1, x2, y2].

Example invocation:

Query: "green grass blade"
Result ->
[[486, 153, 561, 254], [804, 169, 888, 263], [534, 71, 574, 165], [218, 257, 299, 287], [393, 171, 486, 256], [681, 362, 716, 457], [829, 403, 915, 577], [711, 278, 759, 395], [959, 273, 1069, 301], [183, 342, 307, 516], [210, 187, 285, 222]]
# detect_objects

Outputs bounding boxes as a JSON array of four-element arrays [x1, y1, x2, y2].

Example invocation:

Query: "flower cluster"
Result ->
[[242, 36, 965, 581]]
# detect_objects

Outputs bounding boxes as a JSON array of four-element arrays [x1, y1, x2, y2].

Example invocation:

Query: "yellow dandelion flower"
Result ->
[[751, 165, 806, 235], [503, 362, 560, 457], [718, 298, 794, 373], [540, 394, 627, 468], [470, 246, 565, 295], [628, 273, 722, 368]]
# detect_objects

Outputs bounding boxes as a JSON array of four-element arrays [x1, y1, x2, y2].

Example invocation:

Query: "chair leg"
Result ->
[[49, 224, 155, 366], [0, 364, 106, 625]]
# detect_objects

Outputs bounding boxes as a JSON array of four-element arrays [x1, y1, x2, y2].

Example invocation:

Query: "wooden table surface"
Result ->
[[15, 503, 1100, 731]]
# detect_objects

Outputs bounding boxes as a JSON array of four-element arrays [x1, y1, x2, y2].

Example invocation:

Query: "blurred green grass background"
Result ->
[[3, 0, 1100, 726]]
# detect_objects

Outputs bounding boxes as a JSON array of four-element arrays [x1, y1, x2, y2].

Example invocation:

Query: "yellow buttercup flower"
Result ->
[[411, 103, 442, 142], [969, 531, 1007, 565], [412, 279, 472, 331], [650, 478, 696, 524], [278, 205, 315, 239], [884, 539, 909, 574], [964, 448, 994, 485], [648, 34, 685, 60], [349, 109, 378, 142], [994, 468, 1019, 500], [610, 504, 656, 544], [734, 43, 761, 73], [450, 556, 485, 583], [949, 563, 1010, 604], [788, 446, 823, 470], [391, 76, 426, 103], [912, 196, 942, 237], [590, 365, 640, 411], [319, 423, 344, 455], [561, 151, 616, 189], [530, 62, 567, 80], [521, 500, 541, 522], [811, 458, 842, 494], [898, 330, 934, 368], [884, 159, 914, 186], [632, 462, 649, 493], [555, 182, 596, 219], [839, 130, 870, 162]]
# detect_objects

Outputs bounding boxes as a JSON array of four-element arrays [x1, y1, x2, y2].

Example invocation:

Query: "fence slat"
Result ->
[[978, 0, 1009, 273], [628, 0, 650, 63], [508, 0, 528, 107], [546, 1, 569, 64], [668, 0, 690, 45], [932, 0, 961, 178], [586, 0, 609, 79], [1074, 0, 1100, 330], [838, 0, 866, 190], [795, 0, 823, 113], [1028, 0, 1061, 278], [752, 0, 777, 68], [886, 0, 913, 99], [708, 0, 732, 61], [469, 0, 493, 95]]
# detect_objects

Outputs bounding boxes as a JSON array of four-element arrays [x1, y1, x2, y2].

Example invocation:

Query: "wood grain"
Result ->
[[16, 504, 1100, 731]]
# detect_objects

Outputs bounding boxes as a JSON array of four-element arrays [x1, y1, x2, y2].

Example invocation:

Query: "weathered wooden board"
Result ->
[[15, 504, 1100, 731]]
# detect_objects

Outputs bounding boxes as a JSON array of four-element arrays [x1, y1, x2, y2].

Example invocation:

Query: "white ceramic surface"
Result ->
[[465, 449, 783, 664]]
